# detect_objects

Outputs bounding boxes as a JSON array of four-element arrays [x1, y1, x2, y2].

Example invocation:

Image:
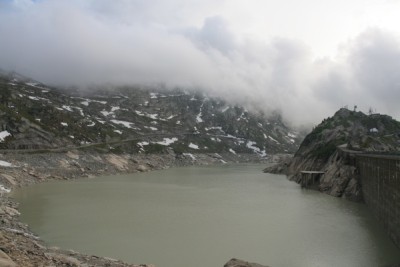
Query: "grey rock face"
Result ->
[[224, 258, 269, 267], [266, 108, 400, 201]]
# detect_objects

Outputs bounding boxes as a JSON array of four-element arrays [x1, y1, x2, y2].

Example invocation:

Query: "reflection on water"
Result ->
[[13, 164, 400, 267]]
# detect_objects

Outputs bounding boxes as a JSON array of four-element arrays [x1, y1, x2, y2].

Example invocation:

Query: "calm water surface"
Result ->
[[13, 164, 400, 267]]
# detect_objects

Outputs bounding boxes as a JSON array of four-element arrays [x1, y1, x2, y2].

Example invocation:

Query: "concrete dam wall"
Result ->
[[357, 154, 400, 248]]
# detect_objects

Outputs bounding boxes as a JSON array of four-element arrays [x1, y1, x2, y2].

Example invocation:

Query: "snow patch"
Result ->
[[114, 130, 122, 134], [28, 96, 40, 100], [0, 131, 11, 142], [101, 110, 112, 117], [0, 184, 11, 193], [268, 136, 279, 144], [62, 105, 73, 112], [167, 115, 176, 120], [221, 106, 230, 113], [370, 128, 379, 133], [137, 141, 149, 147], [188, 143, 199, 150], [183, 153, 196, 161], [156, 137, 178, 146], [246, 141, 267, 157], [110, 120, 134, 128], [0, 160, 13, 167], [61, 122, 68, 127], [144, 126, 158, 131], [229, 148, 236, 154], [135, 110, 158, 120]]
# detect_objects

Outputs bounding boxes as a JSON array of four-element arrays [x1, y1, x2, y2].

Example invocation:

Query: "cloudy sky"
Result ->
[[1, 0, 400, 126]]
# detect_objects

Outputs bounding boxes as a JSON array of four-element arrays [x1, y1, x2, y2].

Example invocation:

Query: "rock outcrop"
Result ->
[[224, 258, 269, 267], [265, 108, 400, 201]]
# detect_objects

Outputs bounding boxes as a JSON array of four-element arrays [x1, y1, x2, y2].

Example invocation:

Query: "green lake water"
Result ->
[[13, 164, 400, 267]]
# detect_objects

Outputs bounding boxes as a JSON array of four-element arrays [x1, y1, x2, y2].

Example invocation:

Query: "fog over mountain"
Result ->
[[1, 0, 400, 127]]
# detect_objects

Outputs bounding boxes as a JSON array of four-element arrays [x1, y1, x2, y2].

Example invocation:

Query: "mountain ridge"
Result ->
[[0, 71, 303, 156]]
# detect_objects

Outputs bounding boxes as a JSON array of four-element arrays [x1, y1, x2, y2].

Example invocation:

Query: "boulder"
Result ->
[[137, 165, 148, 172], [224, 258, 269, 267]]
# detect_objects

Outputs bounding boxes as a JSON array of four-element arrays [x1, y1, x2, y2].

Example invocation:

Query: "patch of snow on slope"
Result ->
[[137, 141, 149, 147], [110, 120, 133, 128], [101, 110, 113, 117], [167, 115, 176, 120], [0, 131, 11, 142], [156, 138, 178, 146], [135, 110, 158, 120], [0, 184, 11, 193], [183, 153, 196, 160], [62, 105, 73, 112], [196, 102, 204, 123], [61, 122, 68, 126], [205, 126, 224, 132], [246, 141, 267, 157], [0, 160, 13, 167], [229, 148, 236, 154], [221, 106, 230, 112], [25, 82, 45, 89], [188, 143, 199, 149], [268, 136, 280, 144], [28, 96, 40, 100], [144, 126, 158, 131], [147, 113, 158, 120]]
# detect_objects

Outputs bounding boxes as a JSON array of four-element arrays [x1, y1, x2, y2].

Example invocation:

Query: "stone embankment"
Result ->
[[0, 150, 266, 266]]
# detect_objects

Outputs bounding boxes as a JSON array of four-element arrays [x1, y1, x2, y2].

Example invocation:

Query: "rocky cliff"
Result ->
[[265, 108, 400, 201]]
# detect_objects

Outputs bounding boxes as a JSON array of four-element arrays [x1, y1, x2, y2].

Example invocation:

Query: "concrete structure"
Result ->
[[357, 154, 400, 248]]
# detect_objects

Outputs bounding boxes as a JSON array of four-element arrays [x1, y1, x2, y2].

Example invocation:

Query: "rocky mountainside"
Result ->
[[0, 71, 302, 156], [265, 108, 400, 201]]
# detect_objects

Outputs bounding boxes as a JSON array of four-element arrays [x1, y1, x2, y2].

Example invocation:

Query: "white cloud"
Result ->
[[1, 0, 400, 127]]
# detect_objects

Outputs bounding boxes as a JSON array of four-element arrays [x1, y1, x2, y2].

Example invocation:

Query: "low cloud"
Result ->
[[1, 0, 400, 127]]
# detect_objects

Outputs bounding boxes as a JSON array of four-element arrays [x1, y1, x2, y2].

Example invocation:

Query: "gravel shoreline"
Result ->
[[0, 150, 267, 266]]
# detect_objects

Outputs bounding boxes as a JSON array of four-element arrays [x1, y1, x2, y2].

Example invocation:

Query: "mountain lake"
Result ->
[[12, 164, 400, 267]]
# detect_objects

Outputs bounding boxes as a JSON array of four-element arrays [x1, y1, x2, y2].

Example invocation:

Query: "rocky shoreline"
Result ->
[[0, 150, 267, 266]]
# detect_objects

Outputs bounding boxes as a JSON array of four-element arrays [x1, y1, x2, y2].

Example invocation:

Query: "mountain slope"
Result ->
[[0, 72, 302, 156]]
